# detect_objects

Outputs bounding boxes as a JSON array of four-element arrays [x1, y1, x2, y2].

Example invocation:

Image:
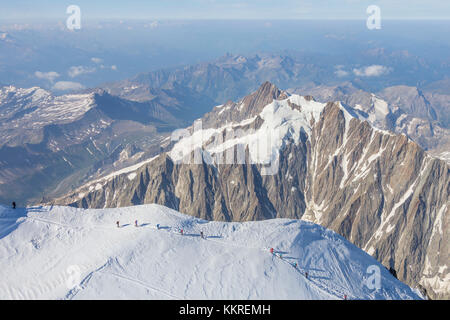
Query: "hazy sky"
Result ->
[[1, 0, 450, 21]]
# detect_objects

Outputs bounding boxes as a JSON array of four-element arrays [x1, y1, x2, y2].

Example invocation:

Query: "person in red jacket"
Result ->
[[270, 248, 274, 254]]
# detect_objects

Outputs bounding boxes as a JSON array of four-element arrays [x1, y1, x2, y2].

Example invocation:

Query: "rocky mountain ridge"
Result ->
[[291, 82, 450, 163]]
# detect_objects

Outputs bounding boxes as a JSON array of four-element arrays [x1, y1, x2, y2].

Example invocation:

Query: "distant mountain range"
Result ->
[[56, 82, 449, 300], [0, 85, 214, 204], [103, 53, 450, 160], [2, 53, 449, 206]]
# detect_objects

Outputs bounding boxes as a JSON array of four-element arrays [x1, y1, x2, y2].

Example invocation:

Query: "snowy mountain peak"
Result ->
[[0, 85, 52, 103], [169, 83, 352, 166]]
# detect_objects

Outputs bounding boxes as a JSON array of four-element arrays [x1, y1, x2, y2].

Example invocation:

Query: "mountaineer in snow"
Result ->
[[135, 220, 138, 227], [116, 221, 120, 228], [180, 228, 184, 235], [200, 231, 204, 239], [12, 201, 16, 209], [156, 224, 160, 230]]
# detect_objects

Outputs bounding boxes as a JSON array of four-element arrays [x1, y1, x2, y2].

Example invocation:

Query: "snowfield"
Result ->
[[0, 204, 421, 300]]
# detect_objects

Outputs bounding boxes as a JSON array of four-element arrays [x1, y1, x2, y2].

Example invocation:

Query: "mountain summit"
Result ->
[[0, 204, 421, 300]]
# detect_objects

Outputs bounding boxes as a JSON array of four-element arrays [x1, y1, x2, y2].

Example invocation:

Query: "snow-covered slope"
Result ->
[[0, 86, 96, 138], [170, 94, 328, 166], [0, 204, 421, 300]]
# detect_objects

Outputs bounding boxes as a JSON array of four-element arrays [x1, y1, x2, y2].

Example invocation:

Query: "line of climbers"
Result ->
[[269, 247, 348, 300], [115, 220, 207, 239]]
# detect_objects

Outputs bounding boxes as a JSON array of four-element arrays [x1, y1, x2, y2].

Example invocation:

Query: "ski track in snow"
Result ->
[[0, 204, 421, 300]]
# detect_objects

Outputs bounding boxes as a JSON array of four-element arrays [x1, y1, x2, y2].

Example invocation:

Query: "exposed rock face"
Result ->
[[304, 103, 449, 300], [56, 82, 449, 299]]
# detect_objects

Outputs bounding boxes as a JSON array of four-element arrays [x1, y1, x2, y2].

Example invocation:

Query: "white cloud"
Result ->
[[353, 65, 392, 77], [35, 71, 60, 82], [68, 66, 96, 78], [145, 21, 159, 29], [334, 65, 349, 77], [91, 57, 103, 64], [100, 64, 118, 71], [335, 70, 349, 77], [52, 81, 85, 91]]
